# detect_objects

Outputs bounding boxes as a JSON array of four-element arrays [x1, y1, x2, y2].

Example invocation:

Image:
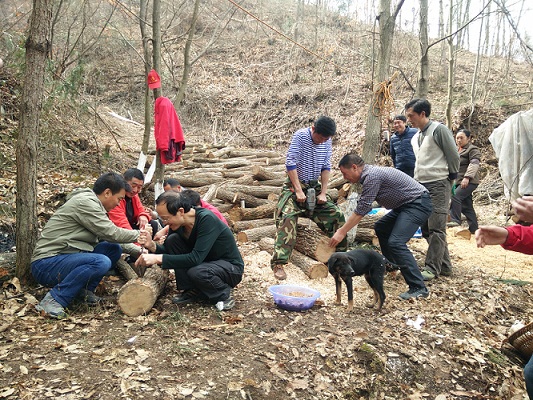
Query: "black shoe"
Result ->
[[172, 289, 201, 305], [77, 289, 103, 306], [216, 292, 235, 311], [399, 287, 430, 300]]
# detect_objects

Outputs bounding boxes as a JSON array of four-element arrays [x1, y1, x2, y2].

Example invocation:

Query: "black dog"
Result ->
[[327, 249, 398, 311]]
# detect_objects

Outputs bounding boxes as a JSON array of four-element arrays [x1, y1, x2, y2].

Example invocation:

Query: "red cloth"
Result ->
[[154, 97, 185, 164], [200, 200, 228, 226], [108, 195, 151, 230], [502, 224, 533, 255]]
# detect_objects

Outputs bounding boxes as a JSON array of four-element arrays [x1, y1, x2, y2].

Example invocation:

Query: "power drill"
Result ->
[[306, 188, 316, 218]]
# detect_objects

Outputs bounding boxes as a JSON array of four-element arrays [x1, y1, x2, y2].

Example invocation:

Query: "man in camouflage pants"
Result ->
[[271, 116, 347, 280]]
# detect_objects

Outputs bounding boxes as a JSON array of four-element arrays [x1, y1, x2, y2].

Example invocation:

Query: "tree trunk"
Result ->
[[175, 0, 200, 107], [445, 1, 454, 128], [139, 0, 151, 155], [152, 0, 164, 201], [117, 266, 169, 317], [16, 0, 53, 284], [237, 225, 277, 242], [417, 0, 430, 98], [362, 0, 404, 164]]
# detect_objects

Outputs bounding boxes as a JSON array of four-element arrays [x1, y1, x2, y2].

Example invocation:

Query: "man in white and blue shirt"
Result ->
[[271, 116, 346, 280]]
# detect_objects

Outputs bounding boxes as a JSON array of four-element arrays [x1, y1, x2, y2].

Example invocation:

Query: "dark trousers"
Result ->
[[525, 356, 533, 399], [164, 233, 242, 303], [421, 179, 453, 276], [449, 183, 478, 233], [374, 193, 432, 291]]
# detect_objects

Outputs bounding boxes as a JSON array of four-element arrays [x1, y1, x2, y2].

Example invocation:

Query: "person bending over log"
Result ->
[[329, 153, 432, 301], [31, 172, 147, 319], [136, 191, 243, 311], [475, 195, 533, 399]]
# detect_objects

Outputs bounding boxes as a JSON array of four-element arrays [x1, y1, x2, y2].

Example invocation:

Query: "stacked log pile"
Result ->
[[158, 144, 380, 277]]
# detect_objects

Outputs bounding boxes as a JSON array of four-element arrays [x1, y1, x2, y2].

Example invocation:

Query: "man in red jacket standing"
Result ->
[[108, 168, 160, 235]]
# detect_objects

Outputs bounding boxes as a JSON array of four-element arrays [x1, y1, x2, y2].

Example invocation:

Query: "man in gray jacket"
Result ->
[[31, 172, 142, 319], [405, 99, 460, 281]]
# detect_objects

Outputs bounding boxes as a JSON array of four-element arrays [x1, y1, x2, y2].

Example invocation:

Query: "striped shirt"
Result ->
[[355, 165, 428, 215], [286, 127, 332, 183]]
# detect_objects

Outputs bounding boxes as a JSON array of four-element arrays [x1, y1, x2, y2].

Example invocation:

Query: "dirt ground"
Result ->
[[0, 213, 532, 400]]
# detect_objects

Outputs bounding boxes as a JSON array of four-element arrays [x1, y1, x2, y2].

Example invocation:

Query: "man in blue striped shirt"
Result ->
[[330, 153, 432, 300], [271, 116, 347, 280]]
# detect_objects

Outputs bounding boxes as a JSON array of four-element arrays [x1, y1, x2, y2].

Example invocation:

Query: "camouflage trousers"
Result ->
[[271, 185, 347, 268]]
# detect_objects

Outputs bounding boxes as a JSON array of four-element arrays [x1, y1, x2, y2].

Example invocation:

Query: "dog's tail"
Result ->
[[383, 257, 400, 272]]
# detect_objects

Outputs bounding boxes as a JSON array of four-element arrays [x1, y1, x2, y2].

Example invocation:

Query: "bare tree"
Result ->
[[416, 0, 429, 98], [445, 0, 455, 127], [16, 0, 53, 283], [50, 0, 116, 79], [140, 0, 152, 155], [361, 0, 405, 164]]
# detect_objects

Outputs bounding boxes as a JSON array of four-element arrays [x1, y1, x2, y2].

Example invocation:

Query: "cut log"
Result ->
[[252, 165, 286, 181], [290, 251, 329, 279], [228, 202, 276, 221], [232, 218, 275, 232], [202, 184, 219, 203], [222, 184, 281, 199], [117, 267, 169, 317], [338, 183, 352, 198], [295, 224, 335, 263], [215, 186, 270, 207], [253, 178, 285, 187], [206, 146, 235, 159], [237, 225, 277, 242], [358, 213, 381, 230], [116, 258, 139, 281], [257, 236, 275, 251], [234, 192, 270, 208], [229, 149, 280, 158], [175, 172, 225, 187], [233, 175, 255, 185], [355, 227, 380, 246], [222, 170, 247, 179], [256, 237, 328, 279], [328, 173, 346, 189]]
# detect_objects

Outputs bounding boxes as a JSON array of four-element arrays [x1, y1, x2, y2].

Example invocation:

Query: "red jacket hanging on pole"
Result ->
[[154, 97, 185, 164]]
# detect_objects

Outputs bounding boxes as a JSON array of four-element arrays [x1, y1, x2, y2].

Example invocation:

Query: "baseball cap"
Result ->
[[147, 69, 161, 89]]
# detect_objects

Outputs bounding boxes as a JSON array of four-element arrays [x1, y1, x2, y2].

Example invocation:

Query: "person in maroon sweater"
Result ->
[[476, 195, 533, 399]]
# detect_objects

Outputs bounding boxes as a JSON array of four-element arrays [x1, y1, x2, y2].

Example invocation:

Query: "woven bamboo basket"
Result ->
[[508, 322, 533, 358]]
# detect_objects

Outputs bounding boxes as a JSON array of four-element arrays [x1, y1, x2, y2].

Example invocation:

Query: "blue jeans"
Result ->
[[31, 242, 122, 307], [525, 356, 533, 398], [374, 193, 433, 291]]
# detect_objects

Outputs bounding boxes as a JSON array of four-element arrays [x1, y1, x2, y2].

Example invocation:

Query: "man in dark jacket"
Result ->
[[389, 115, 417, 177]]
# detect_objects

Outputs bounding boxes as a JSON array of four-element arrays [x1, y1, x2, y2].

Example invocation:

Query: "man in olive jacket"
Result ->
[[31, 172, 141, 319]]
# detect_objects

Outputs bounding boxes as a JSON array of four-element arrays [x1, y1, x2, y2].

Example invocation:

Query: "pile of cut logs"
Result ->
[[117, 144, 381, 316], [167, 144, 381, 267]]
